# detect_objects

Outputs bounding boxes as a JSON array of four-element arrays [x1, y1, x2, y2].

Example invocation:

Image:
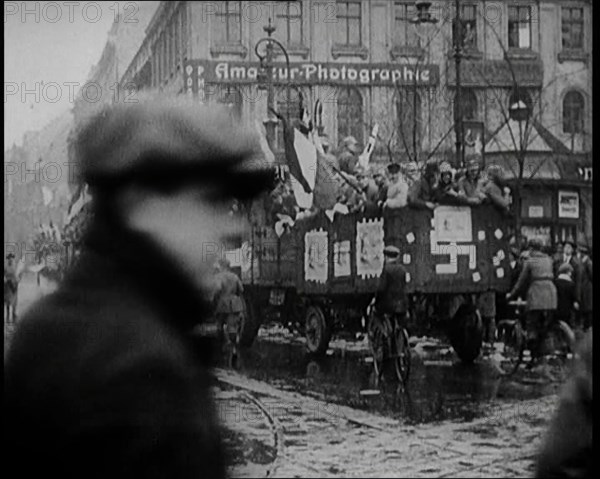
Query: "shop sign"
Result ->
[[558, 191, 579, 219], [184, 60, 439, 95]]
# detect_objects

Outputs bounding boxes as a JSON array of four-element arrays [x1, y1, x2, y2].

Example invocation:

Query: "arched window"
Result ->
[[508, 89, 533, 121], [563, 90, 584, 134], [396, 89, 421, 154], [276, 87, 304, 150], [455, 89, 478, 120], [337, 87, 364, 146], [217, 85, 242, 119]]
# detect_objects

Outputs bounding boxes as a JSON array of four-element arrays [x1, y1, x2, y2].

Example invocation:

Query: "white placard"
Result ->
[[406, 232, 415, 244], [305, 230, 328, 283], [472, 272, 481, 282], [528, 206, 544, 218], [478, 230, 486, 241], [434, 206, 472, 243], [356, 219, 385, 279], [496, 268, 505, 278], [403, 254, 411, 265]]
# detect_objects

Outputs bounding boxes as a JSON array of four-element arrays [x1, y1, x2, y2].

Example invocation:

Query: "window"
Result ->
[[212, 1, 241, 45], [508, 5, 531, 49], [456, 89, 478, 120], [454, 5, 477, 50], [335, 1, 362, 46], [276, 1, 303, 45], [563, 91, 584, 134], [562, 7, 584, 50], [396, 89, 421, 152], [394, 2, 420, 48], [337, 87, 364, 146], [276, 88, 304, 150], [218, 86, 243, 119]]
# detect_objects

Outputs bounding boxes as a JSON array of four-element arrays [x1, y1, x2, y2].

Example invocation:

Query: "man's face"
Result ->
[[389, 172, 399, 183], [405, 164, 419, 182], [357, 175, 368, 188], [347, 142, 359, 155], [373, 174, 383, 186], [564, 243, 574, 256], [467, 165, 480, 178], [440, 172, 452, 184], [116, 182, 248, 296]]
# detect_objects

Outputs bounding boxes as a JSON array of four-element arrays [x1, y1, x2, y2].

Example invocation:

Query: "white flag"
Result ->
[[289, 128, 317, 209], [254, 119, 275, 165]]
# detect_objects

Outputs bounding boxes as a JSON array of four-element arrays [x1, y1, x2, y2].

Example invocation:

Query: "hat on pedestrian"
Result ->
[[557, 263, 574, 277], [387, 163, 401, 174], [383, 245, 401, 257], [6, 253, 15, 259], [74, 92, 275, 200], [577, 241, 589, 254]]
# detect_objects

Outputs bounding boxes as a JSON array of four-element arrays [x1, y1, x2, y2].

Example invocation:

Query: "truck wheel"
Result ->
[[238, 297, 260, 348], [305, 305, 331, 355], [448, 304, 483, 363]]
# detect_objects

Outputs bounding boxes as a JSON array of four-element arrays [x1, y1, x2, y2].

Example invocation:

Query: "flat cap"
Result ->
[[74, 93, 275, 199], [439, 161, 452, 174], [383, 245, 400, 257]]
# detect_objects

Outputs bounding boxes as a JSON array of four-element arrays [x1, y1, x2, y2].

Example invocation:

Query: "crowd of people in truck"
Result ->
[[256, 134, 511, 229]]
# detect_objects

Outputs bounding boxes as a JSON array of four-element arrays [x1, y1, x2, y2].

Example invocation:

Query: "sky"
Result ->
[[4, 2, 135, 148]]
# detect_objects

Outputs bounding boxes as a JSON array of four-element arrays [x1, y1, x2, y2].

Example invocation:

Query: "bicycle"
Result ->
[[496, 299, 575, 378], [366, 301, 411, 385]]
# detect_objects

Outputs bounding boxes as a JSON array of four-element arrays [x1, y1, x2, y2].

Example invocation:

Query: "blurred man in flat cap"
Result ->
[[4, 94, 274, 478], [383, 163, 409, 209]]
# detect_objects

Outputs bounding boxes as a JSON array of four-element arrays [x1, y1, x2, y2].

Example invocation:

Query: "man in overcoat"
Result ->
[[4, 95, 274, 478], [576, 242, 592, 331], [506, 238, 557, 369], [213, 258, 245, 349]]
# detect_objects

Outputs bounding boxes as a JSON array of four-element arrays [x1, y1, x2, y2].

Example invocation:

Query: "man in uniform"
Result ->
[[4, 95, 275, 478], [457, 156, 487, 205], [375, 245, 409, 324], [213, 257, 245, 354], [408, 160, 438, 210], [337, 136, 360, 175]]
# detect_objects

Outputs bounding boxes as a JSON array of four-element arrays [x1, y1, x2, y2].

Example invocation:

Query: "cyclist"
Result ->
[[375, 245, 409, 327], [506, 238, 557, 376]]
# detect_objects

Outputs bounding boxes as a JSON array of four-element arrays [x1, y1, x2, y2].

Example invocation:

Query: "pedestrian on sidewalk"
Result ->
[[554, 263, 578, 328], [4, 94, 274, 479]]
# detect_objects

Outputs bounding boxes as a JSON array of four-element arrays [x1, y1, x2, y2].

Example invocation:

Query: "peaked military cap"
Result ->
[[74, 93, 275, 199]]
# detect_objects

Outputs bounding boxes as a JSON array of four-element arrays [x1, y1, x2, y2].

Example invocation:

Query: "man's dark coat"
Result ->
[[376, 260, 408, 314], [4, 217, 226, 479]]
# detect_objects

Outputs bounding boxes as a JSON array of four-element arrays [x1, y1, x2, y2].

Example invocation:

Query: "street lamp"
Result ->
[[452, 0, 466, 169], [254, 18, 291, 157]]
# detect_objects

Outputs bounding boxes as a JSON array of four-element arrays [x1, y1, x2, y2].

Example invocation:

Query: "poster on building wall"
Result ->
[[356, 218, 384, 279], [333, 240, 351, 278], [558, 191, 579, 219], [304, 230, 328, 283], [463, 121, 484, 164]]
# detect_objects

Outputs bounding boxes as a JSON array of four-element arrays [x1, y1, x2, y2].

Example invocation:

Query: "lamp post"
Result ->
[[452, 0, 465, 169], [255, 18, 291, 156]]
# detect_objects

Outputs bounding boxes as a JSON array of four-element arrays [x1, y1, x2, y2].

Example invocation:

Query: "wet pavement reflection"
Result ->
[[218, 338, 559, 425]]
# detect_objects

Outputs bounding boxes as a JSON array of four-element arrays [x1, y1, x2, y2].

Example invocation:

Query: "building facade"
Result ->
[[119, 0, 592, 245]]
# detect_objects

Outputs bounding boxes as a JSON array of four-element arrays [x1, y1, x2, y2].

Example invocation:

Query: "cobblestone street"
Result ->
[[217, 369, 557, 478]]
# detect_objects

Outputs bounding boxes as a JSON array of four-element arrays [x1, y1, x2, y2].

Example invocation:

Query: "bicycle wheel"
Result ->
[[367, 312, 387, 381], [496, 319, 525, 375], [545, 320, 575, 381], [392, 327, 411, 384]]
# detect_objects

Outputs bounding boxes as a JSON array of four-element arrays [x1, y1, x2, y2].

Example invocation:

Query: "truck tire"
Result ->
[[448, 303, 483, 363], [238, 297, 260, 348], [305, 305, 331, 355]]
